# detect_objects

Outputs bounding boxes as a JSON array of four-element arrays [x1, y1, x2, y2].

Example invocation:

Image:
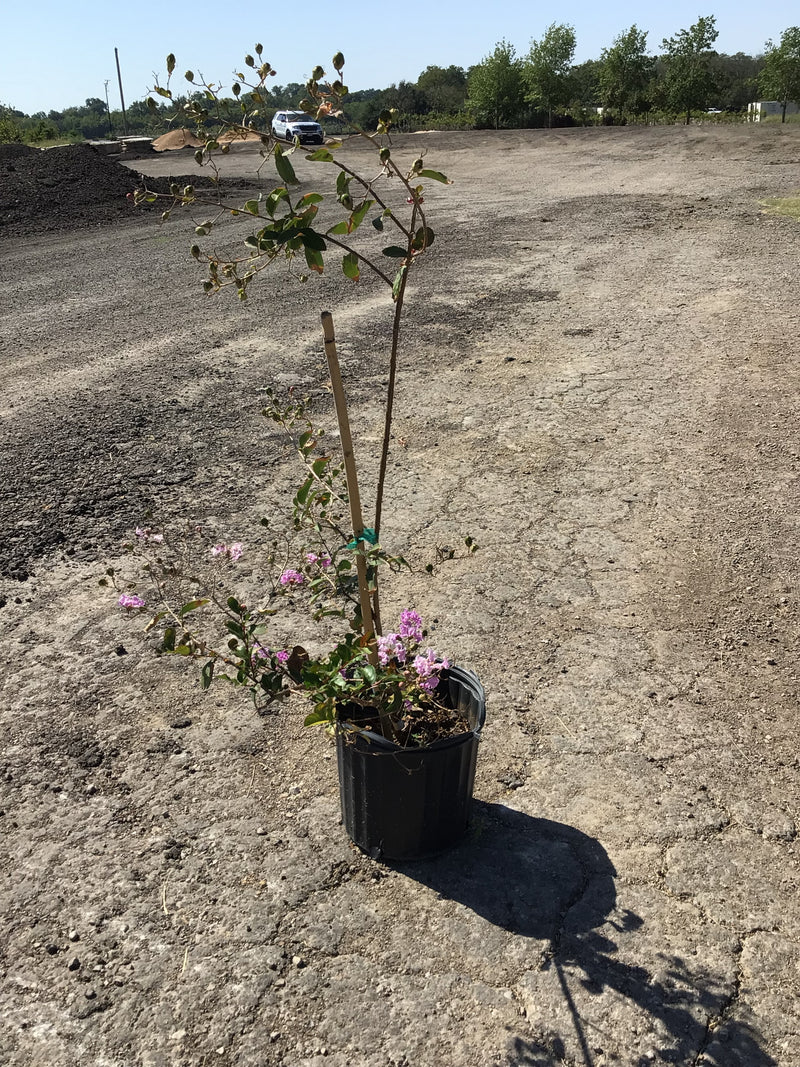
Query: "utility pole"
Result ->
[[115, 47, 129, 136], [104, 80, 114, 138]]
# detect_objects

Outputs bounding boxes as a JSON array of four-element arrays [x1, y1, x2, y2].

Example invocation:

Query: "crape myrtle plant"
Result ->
[[116, 47, 478, 745]]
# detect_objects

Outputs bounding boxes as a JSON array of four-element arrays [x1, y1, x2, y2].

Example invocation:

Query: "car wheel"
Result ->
[[286, 130, 293, 142]]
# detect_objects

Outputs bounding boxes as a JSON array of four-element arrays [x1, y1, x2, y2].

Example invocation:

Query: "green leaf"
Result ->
[[342, 252, 360, 280], [418, 169, 450, 184], [361, 663, 377, 684], [392, 265, 407, 301], [298, 192, 324, 205], [327, 220, 349, 235], [287, 645, 309, 682], [311, 457, 330, 476], [295, 475, 313, 506], [411, 225, 435, 251], [273, 145, 298, 185], [178, 598, 210, 618], [201, 659, 215, 688], [336, 171, 350, 198], [162, 626, 176, 652], [306, 148, 335, 162], [264, 187, 289, 216], [349, 199, 374, 232], [244, 199, 260, 215], [166, 54, 176, 75], [304, 707, 333, 727], [382, 246, 407, 258], [371, 216, 384, 231], [305, 246, 324, 274], [300, 228, 327, 252]]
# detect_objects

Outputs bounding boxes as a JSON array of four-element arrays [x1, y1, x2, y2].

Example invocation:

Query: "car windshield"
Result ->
[[286, 112, 314, 122]]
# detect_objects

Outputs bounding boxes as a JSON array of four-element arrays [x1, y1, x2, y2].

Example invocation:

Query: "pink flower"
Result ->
[[211, 542, 244, 562], [413, 648, 448, 691], [276, 649, 290, 663], [377, 633, 406, 666], [118, 593, 145, 609], [306, 552, 331, 568], [280, 569, 304, 586], [399, 609, 423, 643], [135, 527, 163, 543]]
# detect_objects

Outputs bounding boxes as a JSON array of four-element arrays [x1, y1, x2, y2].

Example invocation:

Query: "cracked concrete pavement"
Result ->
[[0, 125, 799, 1065]]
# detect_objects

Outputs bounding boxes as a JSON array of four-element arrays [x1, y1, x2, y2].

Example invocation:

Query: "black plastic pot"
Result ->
[[336, 665, 486, 861]]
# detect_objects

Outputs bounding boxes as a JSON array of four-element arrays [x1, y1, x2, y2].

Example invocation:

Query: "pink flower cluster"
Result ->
[[211, 542, 244, 562], [398, 609, 423, 642], [413, 648, 450, 692], [280, 569, 304, 587], [376, 611, 448, 692], [377, 632, 407, 666], [305, 552, 332, 568], [118, 593, 145, 609]]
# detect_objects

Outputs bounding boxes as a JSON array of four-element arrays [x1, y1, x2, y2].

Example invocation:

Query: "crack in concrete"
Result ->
[[690, 934, 745, 1067]]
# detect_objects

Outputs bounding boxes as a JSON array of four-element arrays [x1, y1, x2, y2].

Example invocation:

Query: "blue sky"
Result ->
[[1, 0, 788, 115]]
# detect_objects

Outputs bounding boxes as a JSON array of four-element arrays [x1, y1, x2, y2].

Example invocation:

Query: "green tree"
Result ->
[[759, 27, 800, 122], [467, 40, 524, 129], [599, 25, 654, 120], [523, 23, 576, 127], [384, 79, 427, 117], [661, 15, 719, 124], [569, 59, 601, 124], [712, 52, 764, 111], [0, 104, 24, 144], [416, 65, 468, 113]]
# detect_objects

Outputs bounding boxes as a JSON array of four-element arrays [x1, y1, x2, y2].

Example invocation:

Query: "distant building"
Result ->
[[748, 100, 799, 121]]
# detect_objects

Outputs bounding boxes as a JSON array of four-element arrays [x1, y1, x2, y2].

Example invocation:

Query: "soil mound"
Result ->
[[0, 142, 37, 160], [0, 142, 262, 239], [0, 143, 147, 237], [152, 128, 203, 151]]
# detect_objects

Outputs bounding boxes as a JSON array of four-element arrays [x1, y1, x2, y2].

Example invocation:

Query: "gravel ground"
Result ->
[[1, 124, 799, 1066]]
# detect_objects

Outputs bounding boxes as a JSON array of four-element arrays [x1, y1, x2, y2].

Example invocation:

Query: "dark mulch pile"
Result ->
[[0, 142, 259, 239]]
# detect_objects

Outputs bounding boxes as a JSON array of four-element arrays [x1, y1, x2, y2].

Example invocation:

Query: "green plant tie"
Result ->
[[346, 527, 378, 550]]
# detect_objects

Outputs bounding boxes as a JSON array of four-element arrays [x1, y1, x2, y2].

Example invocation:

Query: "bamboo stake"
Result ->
[[320, 312, 378, 662]]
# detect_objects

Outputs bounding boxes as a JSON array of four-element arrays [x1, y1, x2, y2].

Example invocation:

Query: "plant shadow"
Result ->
[[393, 802, 775, 1067]]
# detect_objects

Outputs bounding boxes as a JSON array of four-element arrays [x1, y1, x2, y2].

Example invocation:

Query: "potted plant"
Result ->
[[114, 48, 486, 861]]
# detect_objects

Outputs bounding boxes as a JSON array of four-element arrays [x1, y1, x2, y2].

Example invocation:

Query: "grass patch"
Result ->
[[760, 195, 800, 220]]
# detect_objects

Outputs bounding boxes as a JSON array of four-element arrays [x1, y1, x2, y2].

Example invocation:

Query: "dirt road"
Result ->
[[1, 125, 799, 1066]]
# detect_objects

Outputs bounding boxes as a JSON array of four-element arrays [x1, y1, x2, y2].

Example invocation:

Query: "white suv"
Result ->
[[271, 111, 324, 145]]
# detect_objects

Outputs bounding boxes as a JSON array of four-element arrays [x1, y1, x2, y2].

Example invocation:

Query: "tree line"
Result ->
[[467, 19, 800, 129], [1, 17, 799, 144]]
